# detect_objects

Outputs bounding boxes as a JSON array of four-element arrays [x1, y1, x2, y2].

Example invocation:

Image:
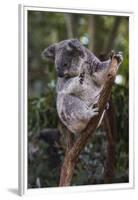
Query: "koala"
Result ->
[[42, 39, 123, 134]]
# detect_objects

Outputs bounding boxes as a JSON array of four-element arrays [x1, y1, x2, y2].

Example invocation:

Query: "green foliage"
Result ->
[[28, 10, 129, 188], [28, 87, 58, 132]]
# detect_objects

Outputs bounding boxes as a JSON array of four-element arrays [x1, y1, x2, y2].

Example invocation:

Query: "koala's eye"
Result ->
[[63, 63, 68, 67]]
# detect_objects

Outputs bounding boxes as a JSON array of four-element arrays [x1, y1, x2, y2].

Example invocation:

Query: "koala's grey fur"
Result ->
[[42, 39, 123, 134]]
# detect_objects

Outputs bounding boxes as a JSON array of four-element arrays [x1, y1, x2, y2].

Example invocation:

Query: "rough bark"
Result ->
[[99, 55, 118, 183], [59, 56, 119, 186]]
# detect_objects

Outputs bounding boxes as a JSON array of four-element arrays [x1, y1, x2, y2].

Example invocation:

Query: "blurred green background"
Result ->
[[28, 10, 129, 188]]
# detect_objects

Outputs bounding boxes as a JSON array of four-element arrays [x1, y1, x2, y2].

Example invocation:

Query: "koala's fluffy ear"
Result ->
[[42, 44, 56, 61], [67, 39, 85, 58]]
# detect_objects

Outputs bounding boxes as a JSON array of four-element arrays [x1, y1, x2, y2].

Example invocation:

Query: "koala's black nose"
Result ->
[[57, 71, 64, 77], [56, 66, 64, 77]]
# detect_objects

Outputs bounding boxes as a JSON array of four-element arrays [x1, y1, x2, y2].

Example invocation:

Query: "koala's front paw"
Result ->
[[113, 52, 123, 64], [91, 105, 99, 117]]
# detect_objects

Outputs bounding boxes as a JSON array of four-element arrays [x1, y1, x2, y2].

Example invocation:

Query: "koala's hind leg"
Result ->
[[64, 95, 99, 119]]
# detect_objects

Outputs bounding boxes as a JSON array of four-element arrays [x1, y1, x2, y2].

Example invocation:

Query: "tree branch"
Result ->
[[59, 56, 119, 186]]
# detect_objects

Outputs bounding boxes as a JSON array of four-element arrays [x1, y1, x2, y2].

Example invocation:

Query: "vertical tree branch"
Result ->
[[65, 130, 74, 154], [99, 55, 118, 183]]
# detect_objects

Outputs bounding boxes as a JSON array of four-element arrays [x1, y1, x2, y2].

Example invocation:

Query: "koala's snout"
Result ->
[[56, 66, 64, 77], [56, 67, 69, 78], [57, 71, 64, 77], [56, 61, 70, 77]]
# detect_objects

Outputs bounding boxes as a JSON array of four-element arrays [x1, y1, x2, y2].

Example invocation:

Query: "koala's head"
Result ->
[[42, 39, 85, 78]]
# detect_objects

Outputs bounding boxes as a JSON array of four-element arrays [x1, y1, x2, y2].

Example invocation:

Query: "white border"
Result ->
[[18, 4, 134, 196]]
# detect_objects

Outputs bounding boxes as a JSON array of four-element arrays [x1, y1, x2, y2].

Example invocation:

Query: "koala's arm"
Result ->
[[85, 49, 110, 74], [86, 49, 123, 74]]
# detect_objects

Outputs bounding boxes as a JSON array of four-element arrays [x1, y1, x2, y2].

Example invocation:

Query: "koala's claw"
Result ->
[[109, 51, 123, 64], [113, 52, 123, 64], [91, 106, 99, 116], [93, 107, 99, 112]]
